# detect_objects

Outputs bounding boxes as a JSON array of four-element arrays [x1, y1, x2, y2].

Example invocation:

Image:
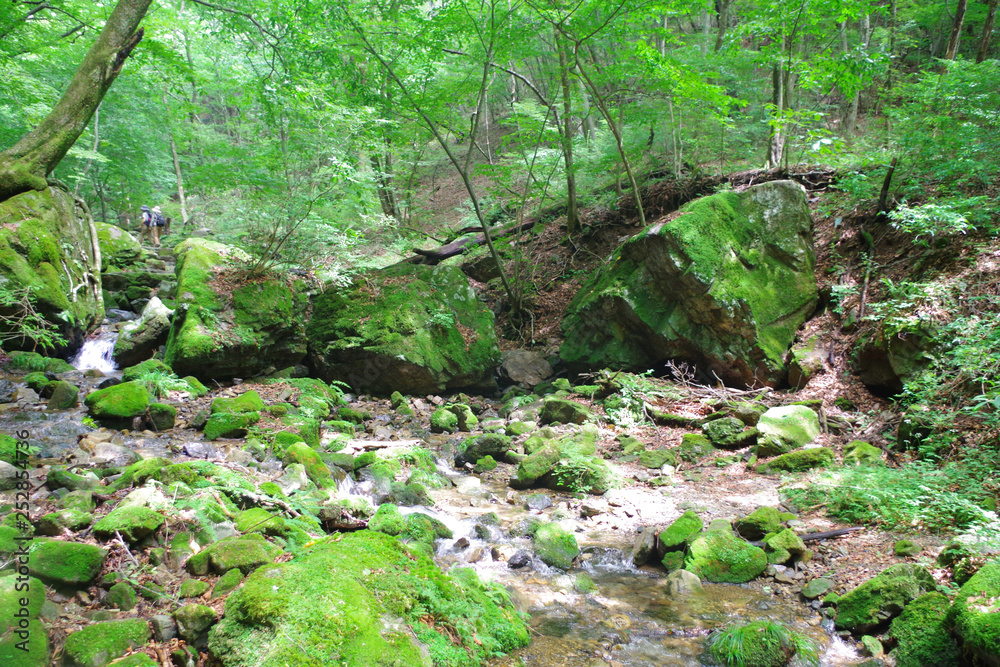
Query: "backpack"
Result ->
[[142, 210, 152, 226], [153, 211, 165, 227]]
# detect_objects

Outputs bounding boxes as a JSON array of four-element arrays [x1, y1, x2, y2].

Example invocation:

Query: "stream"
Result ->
[[3, 338, 865, 667]]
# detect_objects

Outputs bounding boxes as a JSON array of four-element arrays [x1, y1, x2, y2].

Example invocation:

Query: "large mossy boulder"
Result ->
[[185, 535, 284, 576], [685, 530, 767, 583], [28, 539, 107, 586], [307, 263, 501, 395], [95, 221, 142, 270], [208, 530, 528, 667], [559, 181, 817, 387], [887, 592, 962, 667], [164, 238, 309, 379], [84, 381, 150, 423], [834, 563, 937, 633], [949, 559, 1000, 666], [533, 523, 579, 570], [61, 618, 150, 667], [0, 574, 48, 667], [0, 186, 104, 351], [112, 297, 173, 367]]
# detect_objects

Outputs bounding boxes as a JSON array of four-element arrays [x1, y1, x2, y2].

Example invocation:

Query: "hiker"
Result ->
[[139, 205, 154, 246], [151, 206, 165, 247]]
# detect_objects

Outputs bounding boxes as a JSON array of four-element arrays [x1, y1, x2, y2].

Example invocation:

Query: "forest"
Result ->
[[0, 0, 999, 666]]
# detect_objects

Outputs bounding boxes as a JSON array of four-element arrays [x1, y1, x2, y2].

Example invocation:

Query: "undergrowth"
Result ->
[[707, 620, 819, 667]]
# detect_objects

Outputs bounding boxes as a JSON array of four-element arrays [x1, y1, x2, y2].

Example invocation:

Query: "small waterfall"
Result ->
[[71, 332, 119, 373]]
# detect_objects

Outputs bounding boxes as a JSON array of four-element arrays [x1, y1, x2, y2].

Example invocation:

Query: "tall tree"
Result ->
[[0, 0, 153, 202], [944, 0, 968, 60], [977, 0, 999, 62]]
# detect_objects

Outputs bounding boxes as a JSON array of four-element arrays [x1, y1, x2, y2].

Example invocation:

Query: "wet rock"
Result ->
[[0, 380, 17, 403], [685, 530, 767, 584], [508, 550, 532, 569], [112, 297, 173, 368], [183, 442, 220, 459], [665, 569, 704, 596], [801, 577, 835, 600], [630, 526, 658, 566], [533, 523, 579, 570], [834, 563, 937, 633], [500, 349, 554, 387]]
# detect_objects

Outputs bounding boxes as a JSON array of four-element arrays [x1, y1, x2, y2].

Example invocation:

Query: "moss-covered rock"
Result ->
[[36, 508, 93, 535], [368, 503, 406, 535], [678, 433, 717, 462], [0, 186, 104, 351], [756, 447, 834, 473], [148, 402, 176, 431], [307, 263, 501, 395], [61, 618, 150, 667], [28, 538, 107, 586], [95, 221, 142, 270], [560, 181, 817, 387], [211, 390, 265, 414], [212, 568, 244, 599], [949, 559, 1000, 665], [235, 508, 286, 536], [455, 433, 512, 467], [756, 405, 820, 455], [763, 529, 811, 565], [93, 505, 165, 543], [0, 574, 48, 667], [84, 381, 150, 420], [533, 523, 579, 570], [685, 530, 767, 583], [548, 456, 617, 495], [844, 440, 884, 466], [539, 397, 593, 425], [707, 620, 815, 667], [204, 411, 260, 440], [208, 530, 528, 666], [887, 592, 961, 667], [659, 510, 703, 553], [47, 380, 79, 409], [834, 563, 937, 633], [174, 603, 218, 646], [164, 238, 309, 379], [281, 442, 333, 486], [105, 582, 137, 610], [514, 444, 560, 487], [185, 535, 284, 576], [180, 578, 211, 599], [734, 507, 782, 541], [114, 299, 175, 368]]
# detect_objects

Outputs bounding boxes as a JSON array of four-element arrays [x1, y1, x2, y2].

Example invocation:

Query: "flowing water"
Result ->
[[70, 332, 119, 373], [2, 361, 864, 667]]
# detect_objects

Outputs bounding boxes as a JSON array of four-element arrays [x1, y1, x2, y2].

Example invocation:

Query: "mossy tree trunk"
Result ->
[[0, 0, 152, 203]]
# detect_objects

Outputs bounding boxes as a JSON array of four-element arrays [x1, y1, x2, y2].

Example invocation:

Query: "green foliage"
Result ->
[[0, 284, 66, 352], [707, 620, 819, 667], [888, 198, 985, 246], [131, 369, 191, 399]]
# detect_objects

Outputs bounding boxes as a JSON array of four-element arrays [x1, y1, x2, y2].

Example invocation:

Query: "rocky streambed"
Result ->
[[3, 348, 986, 667]]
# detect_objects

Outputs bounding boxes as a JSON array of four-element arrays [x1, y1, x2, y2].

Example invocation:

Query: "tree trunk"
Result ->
[[0, 0, 152, 203], [977, 0, 999, 63], [715, 0, 731, 52], [766, 62, 786, 169], [556, 32, 581, 235], [944, 0, 968, 60]]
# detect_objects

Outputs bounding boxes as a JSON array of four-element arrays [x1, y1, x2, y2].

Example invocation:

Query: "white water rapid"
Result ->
[[70, 332, 119, 373]]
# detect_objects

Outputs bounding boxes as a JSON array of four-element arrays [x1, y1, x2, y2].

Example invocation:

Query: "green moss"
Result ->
[[887, 592, 961, 666], [92, 505, 165, 543], [204, 412, 260, 440], [949, 559, 1000, 662], [306, 263, 501, 395], [515, 444, 560, 487], [763, 529, 811, 565], [756, 447, 834, 473], [148, 402, 176, 430], [282, 442, 333, 487], [685, 530, 767, 583], [734, 507, 782, 540], [659, 510, 703, 552], [208, 530, 528, 667], [8, 351, 74, 373], [84, 381, 150, 419], [212, 390, 265, 414], [186, 536, 284, 576], [236, 508, 286, 536], [120, 359, 172, 383], [835, 563, 937, 633], [533, 523, 579, 570], [844, 440, 884, 466], [28, 539, 107, 586], [708, 620, 817, 667], [369, 503, 405, 535], [456, 433, 512, 466], [180, 578, 211, 598], [62, 619, 150, 667], [212, 568, 244, 598], [106, 582, 137, 611], [36, 509, 93, 535]]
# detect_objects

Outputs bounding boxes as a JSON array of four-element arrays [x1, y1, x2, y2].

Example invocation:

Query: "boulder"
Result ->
[[834, 563, 937, 633], [499, 349, 553, 387], [112, 297, 173, 367], [755, 405, 820, 455], [207, 531, 528, 666], [29, 539, 107, 586], [533, 523, 579, 570], [734, 506, 782, 541], [0, 574, 48, 667], [455, 433, 512, 467], [949, 559, 1000, 666], [185, 535, 283, 576], [95, 221, 142, 270], [756, 447, 834, 473], [165, 238, 309, 379], [539, 397, 593, 425], [844, 440, 883, 466], [92, 505, 165, 543], [664, 569, 704, 595], [685, 530, 767, 583], [763, 529, 811, 564], [61, 618, 150, 667], [307, 263, 501, 395], [887, 592, 961, 667], [174, 603, 217, 647], [46, 380, 79, 409], [0, 186, 104, 352], [854, 326, 937, 396], [83, 381, 150, 421], [560, 181, 818, 387], [658, 510, 703, 554]]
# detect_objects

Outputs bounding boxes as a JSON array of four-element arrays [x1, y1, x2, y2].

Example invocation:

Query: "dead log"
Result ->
[[395, 219, 537, 266], [749, 526, 864, 547]]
